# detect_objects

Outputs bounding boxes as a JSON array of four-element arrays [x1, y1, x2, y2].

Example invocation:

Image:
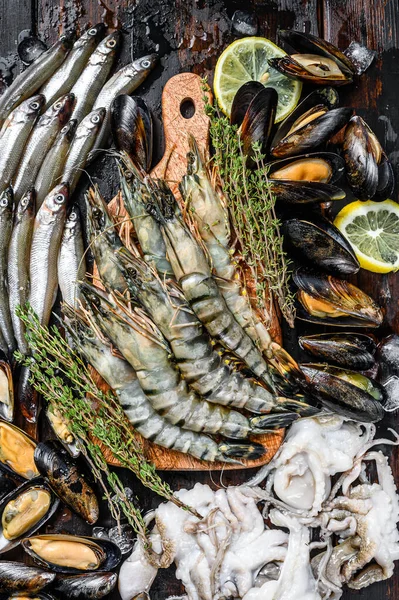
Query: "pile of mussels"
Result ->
[[229, 30, 399, 422], [0, 433, 123, 598]]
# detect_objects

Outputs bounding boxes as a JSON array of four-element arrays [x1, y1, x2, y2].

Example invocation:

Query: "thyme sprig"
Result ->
[[15, 306, 200, 526], [205, 101, 296, 328]]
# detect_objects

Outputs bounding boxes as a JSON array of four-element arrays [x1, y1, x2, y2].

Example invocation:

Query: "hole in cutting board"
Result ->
[[180, 98, 195, 119]]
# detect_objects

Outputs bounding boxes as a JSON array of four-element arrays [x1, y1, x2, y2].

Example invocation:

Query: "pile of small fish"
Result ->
[[0, 25, 156, 422]]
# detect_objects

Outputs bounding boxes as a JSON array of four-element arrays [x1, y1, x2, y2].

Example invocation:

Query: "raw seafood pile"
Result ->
[[0, 18, 397, 600], [118, 415, 399, 600]]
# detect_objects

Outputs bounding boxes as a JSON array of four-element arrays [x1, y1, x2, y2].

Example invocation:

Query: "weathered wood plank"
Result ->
[[0, 0, 33, 71]]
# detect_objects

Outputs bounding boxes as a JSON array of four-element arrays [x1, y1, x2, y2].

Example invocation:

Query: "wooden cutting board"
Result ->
[[94, 72, 284, 470]]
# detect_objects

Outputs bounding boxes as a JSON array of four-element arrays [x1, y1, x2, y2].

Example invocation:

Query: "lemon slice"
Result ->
[[334, 200, 399, 274], [214, 37, 302, 122]]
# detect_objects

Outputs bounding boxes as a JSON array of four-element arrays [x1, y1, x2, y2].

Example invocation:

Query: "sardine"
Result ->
[[28, 183, 69, 326], [40, 24, 107, 109], [0, 95, 45, 193], [58, 204, 86, 307], [12, 93, 75, 203], [89, 54, 157, 159], [61, 108, 106, 195], [70, 31, 121, 123], [35, 119, 78, 210], [8, 189, 35, 354], [0, 32, 74, 127], [0, 188, 16, 355]]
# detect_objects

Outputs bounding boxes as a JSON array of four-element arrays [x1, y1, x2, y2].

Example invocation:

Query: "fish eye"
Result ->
[[55, 194, 65, 204], [0, 198, 8, 207], [141, 60, 151, 68], [30, 101, 40, 110], [108, 39, 117, 48], [54, 101, 62, 110], [88, 28, 97, 35], [92, 115, 101, 123]]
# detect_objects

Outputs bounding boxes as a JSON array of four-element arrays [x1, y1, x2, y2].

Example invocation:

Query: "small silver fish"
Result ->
[[35, 119, 78, 210], [70, 30, 121, 123], [0, 95, 45, 193], [58, 204, 86, 308], [8, 188, 35, 354], [62, 108, 106, 195], [28, 183, 69, 326], [0, 188, 15, 355], [0, 32, 74, 127], [41, 24, 107, 109], [13, 93, 75, 203]]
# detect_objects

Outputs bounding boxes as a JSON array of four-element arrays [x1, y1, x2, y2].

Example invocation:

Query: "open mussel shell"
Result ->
[[271, 91, 352, 158], [283, 215, 359, 275], [21, 534, 122, 574], [111, 95, 153, 173], [230, 80, 264, 126], [45, 406, 80, 458], [0, 421, 39, 480], [34, 440, 99, 524], [270, 180, 345, 204], [240, 86, 278, 164], [270, 30, 354, 85], [293, 268, 383, 327], [343, 115, 394, 201], [0, 560, 55, 593], [299, 333, 377, 370], [53, 571, 118, 599], [300, 363, 385, 422], [268, 152, 345, 184], [0, 478, 59, 555], [279, 30, 355, 75], [17, 35, 47, 65]]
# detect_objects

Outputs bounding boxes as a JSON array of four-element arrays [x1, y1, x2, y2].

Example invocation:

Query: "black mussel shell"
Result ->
[[0, 478, 59, 554], [34, 440, 99, 524], [374, 153, 395, 201], [18, 363, 40, 423], [270, 180, 345, 204], [283, 215, 360, 275], [299, 333, 376, 370], [230, 80, 264, 126], [279, 30, 356, 76], [271, 106, 353, 158], [271, 88, 339, 151], [0, 560, 55, 593], [268, 152, 345, 184], [240, 87, 278, 164], [0, 473, 16, 502], [269, 55, 352, 86], [53, 571, 118, 599], [293, 268, 383, 327], [300, 363, 385, 422], [343, 115, 394, 201], [18, 35, 47, 65], [111, 95, 153, 173], [0, 420, 39, 480], [21, 534, 122, 574]]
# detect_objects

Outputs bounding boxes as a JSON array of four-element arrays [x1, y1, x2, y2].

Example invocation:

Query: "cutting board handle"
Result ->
[[151, 72, 212, 197]]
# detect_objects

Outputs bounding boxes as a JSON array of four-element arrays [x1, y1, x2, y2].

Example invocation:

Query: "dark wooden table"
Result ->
[[1, 0, 399, 599]]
